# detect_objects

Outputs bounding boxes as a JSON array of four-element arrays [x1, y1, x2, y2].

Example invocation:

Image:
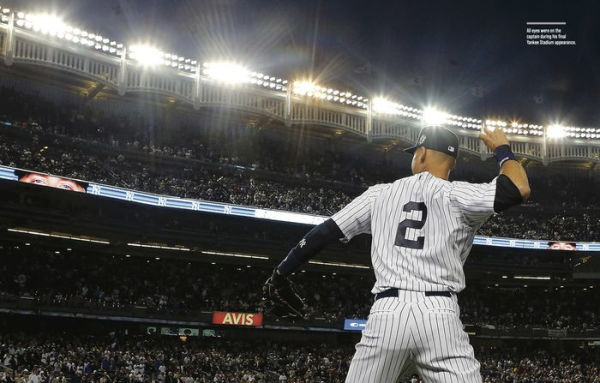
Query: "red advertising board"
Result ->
[[212, 311, 263, 327]]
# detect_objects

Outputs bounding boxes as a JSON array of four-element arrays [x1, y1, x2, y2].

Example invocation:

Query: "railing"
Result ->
[[1, 17, 600, 165]]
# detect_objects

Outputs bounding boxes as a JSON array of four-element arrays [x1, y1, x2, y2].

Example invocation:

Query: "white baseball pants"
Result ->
[[345, 290, 481, 383]]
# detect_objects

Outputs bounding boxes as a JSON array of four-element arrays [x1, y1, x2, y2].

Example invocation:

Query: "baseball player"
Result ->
[[263, 125, 530, 382]]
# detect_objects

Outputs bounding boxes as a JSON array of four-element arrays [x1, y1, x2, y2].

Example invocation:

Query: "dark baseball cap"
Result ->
[[404, 127, 459, 158]]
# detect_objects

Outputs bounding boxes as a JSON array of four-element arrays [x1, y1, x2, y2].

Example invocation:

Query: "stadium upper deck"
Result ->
[[1, 7, 600, 166]]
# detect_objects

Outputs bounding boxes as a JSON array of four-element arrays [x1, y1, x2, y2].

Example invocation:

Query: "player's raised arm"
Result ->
[[479, 126, 531, 200], [450, 127, 531, 228]]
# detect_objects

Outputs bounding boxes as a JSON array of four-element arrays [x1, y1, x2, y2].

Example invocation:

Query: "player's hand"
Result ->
[[262, 269, 307, 320], [479, 126, 509, 151]]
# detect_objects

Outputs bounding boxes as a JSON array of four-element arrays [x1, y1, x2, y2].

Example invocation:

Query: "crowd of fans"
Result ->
[[0, 133, 353, 216], [0, 246, 372, 322], [1, 332, 599, 382], [0, 247, 597, 331], [460, 286, 598, 331], [0, 333, 354, 383], [0, 86, 385, 188], [1, 85, 600, 239], [478, 210, 600, 242], [478, 348, 600, 382]]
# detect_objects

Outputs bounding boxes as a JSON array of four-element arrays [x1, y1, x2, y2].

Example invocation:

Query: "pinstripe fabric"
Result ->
[[332, 172, 497, 294], [335, 171, 495, 382], [332, 184, 390, 242], [345, 293, 482, 383]]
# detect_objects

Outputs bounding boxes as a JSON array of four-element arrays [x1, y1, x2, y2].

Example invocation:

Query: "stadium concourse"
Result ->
[[0, 86, 599, 241]]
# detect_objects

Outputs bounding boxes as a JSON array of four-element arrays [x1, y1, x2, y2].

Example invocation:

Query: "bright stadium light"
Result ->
[[292, 81, 366, 107], [485, 119, 507, 128], [372, 97, 399, 114], [371, 97, 427, 119], [293, 81, 316, 96], [129, 45, 164, 67], [422, 107, 448, 126], [36, 15, 66, 35], [19, 13, 67, 36], [203, 62, 251, 84], [547, 124, 566, 138]]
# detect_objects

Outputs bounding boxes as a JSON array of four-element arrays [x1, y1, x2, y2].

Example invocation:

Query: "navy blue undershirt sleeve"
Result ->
[[276, 219, 344, 277], [494, 174, 523, 212]]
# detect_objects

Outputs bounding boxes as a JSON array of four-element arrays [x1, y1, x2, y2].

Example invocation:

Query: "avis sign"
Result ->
[[212, 311, 263, 327]]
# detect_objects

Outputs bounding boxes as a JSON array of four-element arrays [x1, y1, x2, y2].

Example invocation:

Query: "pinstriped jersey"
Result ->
[[331, 171, 497, 294]]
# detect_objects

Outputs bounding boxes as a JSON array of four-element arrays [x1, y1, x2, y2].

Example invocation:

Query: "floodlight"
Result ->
[[422, 107, 448, 126], [293, 81, 317, 96], [129, 44, 163, 67], [25, 14, 67, 36], [547, 124, 566, 138], [372, 97, 400, 114], [203, 62, 251, 84]]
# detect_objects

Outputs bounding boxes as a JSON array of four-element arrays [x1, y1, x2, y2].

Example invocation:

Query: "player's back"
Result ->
[[369, 171, 493, 294]]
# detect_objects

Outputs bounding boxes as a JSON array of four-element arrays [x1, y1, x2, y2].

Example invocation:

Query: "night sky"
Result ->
[[6, 0, 600, 126]]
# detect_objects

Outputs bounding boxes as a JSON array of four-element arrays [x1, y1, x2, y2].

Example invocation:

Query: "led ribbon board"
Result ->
[[1, 165, 598, 251]]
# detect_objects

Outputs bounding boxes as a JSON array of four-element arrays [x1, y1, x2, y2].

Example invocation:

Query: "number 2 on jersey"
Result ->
[[394, 201, 428, 249]]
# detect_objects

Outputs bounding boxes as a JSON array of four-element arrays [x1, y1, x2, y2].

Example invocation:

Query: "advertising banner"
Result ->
[[212, 311, 263, 327]]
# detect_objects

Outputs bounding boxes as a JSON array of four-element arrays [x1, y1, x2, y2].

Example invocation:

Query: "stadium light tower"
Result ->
[[129, 45, 163, 67], [546, 124, 566, 139], [422, 107, 448, 126], [203, 62, 251, 84]]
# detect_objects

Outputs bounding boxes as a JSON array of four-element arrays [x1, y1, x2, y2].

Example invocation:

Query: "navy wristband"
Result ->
[[493, 144, 516, 167]]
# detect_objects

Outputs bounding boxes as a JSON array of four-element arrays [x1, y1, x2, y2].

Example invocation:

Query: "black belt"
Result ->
[[375, 288, 453, 301]]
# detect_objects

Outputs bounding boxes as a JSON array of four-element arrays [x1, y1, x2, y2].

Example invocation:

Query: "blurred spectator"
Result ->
[[0, 332, 599, 382]]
